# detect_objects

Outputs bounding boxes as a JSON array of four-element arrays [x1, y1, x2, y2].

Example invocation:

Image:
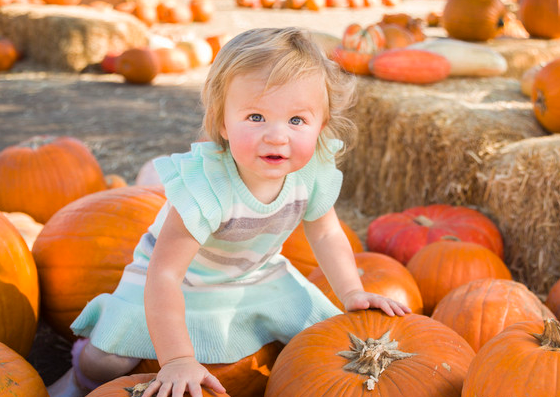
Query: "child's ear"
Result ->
[[220, 125, 228, 140]]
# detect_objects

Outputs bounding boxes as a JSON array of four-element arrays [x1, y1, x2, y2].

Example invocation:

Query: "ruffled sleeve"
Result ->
[[153, 142, 232, 244], [299, 139, 344, 221]]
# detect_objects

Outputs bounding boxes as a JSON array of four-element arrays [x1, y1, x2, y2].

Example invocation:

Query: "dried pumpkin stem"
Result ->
[[337, 331, 415, 391], [534, 89, 547, 115], [413, 215, 434, 227], [533, 318, 560, 350], [125, 379, 155, 397], [19, 135, 55, 149]]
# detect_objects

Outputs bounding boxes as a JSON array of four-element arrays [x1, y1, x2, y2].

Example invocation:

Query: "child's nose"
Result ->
[[263, 125, 289, 144]]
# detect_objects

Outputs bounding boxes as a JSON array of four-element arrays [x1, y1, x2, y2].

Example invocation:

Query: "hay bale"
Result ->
[[474, 136, 560, 298], [487, 37, 560, 79], [0, 4, 148, 71], [340, 76, 545, 216]]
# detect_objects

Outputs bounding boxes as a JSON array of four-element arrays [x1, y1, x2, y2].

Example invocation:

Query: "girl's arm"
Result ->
[[303, 207, 410, 316], [143, 206, 225, 397]]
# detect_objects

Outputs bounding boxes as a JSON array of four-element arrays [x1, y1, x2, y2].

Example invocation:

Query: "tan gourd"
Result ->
[[408, 38, 507, 76]]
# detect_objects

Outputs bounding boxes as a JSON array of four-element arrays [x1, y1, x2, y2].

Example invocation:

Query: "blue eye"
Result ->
[[248, 114, 264, 122], [290, 116, 304, 125]]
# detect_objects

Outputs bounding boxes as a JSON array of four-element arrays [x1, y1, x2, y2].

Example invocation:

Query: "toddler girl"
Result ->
[[48, 26, 410, 397]]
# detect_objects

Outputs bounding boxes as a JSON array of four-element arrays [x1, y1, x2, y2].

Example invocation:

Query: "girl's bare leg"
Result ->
[[47, 339, 141, 397]]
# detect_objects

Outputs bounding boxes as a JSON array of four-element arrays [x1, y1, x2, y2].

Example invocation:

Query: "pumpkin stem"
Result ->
[[337, 331, 415, 391], [125, 379, 155, 397], [440, 235, 461, 241], [413, 215, 434, 227], [534, 89, 547, 116], [532, 318, 560, 350]]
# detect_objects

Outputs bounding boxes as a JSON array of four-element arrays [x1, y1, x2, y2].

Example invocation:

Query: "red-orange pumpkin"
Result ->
[[532, 57, 560, 133], [366, 204, 504, 265], [406, 239, 511, 315], [307, 252, 423, 314], [546, 278, 560, 319], [369, 48, 451, 84], [462, 318, 560, 396], [281, 220, 363, 277], [0, 342, 48, 396], [331, 45, 373, 75], [32, 185, 166, 340], [442, 0, 507, 41], [0, 37, 18, 71], [116, 47, 160, 84], [264, 310, 475, 397], [0, 213, 40, 357], [518, 0, 560, 39], [432, 278, 556, 352], [131, 341, 283, 397], [0, 135, 107, 224], [86, 373, 230, 396]]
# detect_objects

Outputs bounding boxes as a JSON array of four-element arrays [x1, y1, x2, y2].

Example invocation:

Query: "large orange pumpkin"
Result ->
[[432, 278, 556, 352], [0, 342, 48, 396], [0, 213, 40, 357], [546, 278, 560, 319], [442, 0, 507, 41], [366, 204, 503, 265], [132, 341, 283, 397], [307, 252, 423, 314], [265, 310, 475, 397], [281, 220, 363, 277], [32, 185, 166, 340], [86, 373, 230, 396], [462, 318, 560, 396], [0, 135, 107, 224], [532, 57, 560, 133], [406, 239, 511, 315], [518, 0, 560, 39]]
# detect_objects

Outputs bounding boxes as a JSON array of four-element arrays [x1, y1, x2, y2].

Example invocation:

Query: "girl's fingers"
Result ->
[[141, 379, 160, 397], [203, 373, 227, 393], [187, 382, 204, 397], [156, 382, 172, 397], [171, 381, 188, 397]]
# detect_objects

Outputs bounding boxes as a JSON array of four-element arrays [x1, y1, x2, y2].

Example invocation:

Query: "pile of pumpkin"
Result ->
[[333, 0, 559, 85], [235, 0, 400, 12], [1, 134, 559, 396]]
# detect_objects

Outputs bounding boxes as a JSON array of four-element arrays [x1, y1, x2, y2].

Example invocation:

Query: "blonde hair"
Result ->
[[200, 27, 357, 160]]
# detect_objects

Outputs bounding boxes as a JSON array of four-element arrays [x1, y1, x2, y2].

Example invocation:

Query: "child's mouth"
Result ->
[[262, 155, 286, 163]]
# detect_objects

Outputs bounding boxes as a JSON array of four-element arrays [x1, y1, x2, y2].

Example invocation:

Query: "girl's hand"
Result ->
[[141, 356, 226, 397], [342, 290, 412, 316]]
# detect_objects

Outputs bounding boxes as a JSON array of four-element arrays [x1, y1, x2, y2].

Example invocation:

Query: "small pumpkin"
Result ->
[[131, 341, 283, 397], [462, 318, 560, 396], [156, 0, 193, 23], [432, 278, 556, 352], [442, 0, 507, 41], [154, 47, 190, 74], [0, 213, 40, 357], [0, 135, 107, 224], [377, 23, 415, 49], [332, 23, 384, 75], [518, 0, 560, 39], [205, 33, 232, 63], [264, 310, 475, 397], [105, 174, 128, 189], [307, 252, 424, 314], [2, 211, 43, 250], [116, 47, 160, 84], [406, 239, 511, 315], [366, 204, 504, 265], [32, 185, 166, 340], [0, 342, 48, 396], [369, 48, 451, 84], [86, 373, 230, 396], [532, 57, 560, 133], [546, 278, 560, 319], [176, 38, 213, 68], [331, 45, 373, 75], [190, 0, 214, 22], [281, 220, 363, 277], [0, 37, 18, 71]]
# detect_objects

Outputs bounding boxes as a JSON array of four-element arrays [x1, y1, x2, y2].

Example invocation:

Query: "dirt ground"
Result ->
[[0, 0, 446, 387]]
